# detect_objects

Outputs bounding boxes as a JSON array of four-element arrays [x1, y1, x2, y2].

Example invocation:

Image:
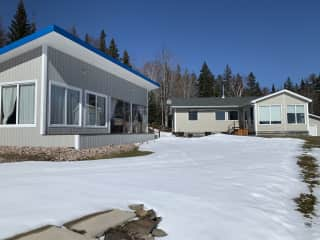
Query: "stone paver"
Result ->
[[9, 226, 94, 240], [66, 209, 136, 238]]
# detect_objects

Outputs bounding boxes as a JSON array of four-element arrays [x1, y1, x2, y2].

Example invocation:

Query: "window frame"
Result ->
[[188, 111, 198, 121], [258, 104, 282, 125], [0, 80, 37, 128], [287, 104, 306, 125], [215, 111, 226, 121], [48, 80, 82, 128], [84, 89, 108, 128]]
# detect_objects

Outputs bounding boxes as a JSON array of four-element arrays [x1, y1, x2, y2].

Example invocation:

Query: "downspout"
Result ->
[[254, 103, 258, 136]]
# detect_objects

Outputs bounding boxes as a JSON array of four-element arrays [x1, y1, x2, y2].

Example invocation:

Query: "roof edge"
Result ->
[[0, 25, 160, 88], [251, 89, 312, 103]]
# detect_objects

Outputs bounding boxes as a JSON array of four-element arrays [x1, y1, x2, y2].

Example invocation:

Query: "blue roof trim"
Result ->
[[0, 25, 160, 88]]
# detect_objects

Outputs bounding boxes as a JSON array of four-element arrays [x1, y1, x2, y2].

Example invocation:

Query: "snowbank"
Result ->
[[0, 134, 315, 239]]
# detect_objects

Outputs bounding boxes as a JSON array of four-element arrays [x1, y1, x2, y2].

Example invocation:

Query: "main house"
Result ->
[[0, 25, 159, 149], [170, 89, 320, 136]]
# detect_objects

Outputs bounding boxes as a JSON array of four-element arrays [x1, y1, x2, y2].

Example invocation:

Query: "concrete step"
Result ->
[[9, 226, 94, 240], [65, 209, 136, 238]]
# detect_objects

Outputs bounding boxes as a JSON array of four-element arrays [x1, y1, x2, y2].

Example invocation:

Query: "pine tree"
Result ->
[[198, 62, 214, 97], [271, 84, 276, 93], [121, 50, 131, 67], [0, 18, 6, 47], [245, 72, 262, 96], [284, 77, 294, 91], [148, 92, 160, 126], [99, 30, 107, 53], [108, 38, 119, 59], [8, 0, 34, 43], [84, 33, 91, 44], [69, 25, 78, 37], [223, 64, 232, 97]]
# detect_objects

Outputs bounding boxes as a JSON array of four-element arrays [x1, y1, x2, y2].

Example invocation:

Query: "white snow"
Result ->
[[0, 134, 317, 239]]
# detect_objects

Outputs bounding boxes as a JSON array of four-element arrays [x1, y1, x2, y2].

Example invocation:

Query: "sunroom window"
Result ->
[[50, 83, 81, 126], [0, 83, 35, 125], [85, 92, 106, 127], [259, 105, 281, 124]]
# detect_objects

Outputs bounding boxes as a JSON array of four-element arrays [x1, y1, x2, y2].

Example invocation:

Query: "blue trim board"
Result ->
[[0, 25, 160, 88]]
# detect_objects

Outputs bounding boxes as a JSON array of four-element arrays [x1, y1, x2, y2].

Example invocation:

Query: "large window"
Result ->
[[216, 111, 225, 120], [0, 82, 35, 125], [50, 83, 81, 126], [259, 105, 281, 124], [85, 92, 106, 127], [287, 105, 305, 124], [132, 104, 147, 133], [111, 98, 131, 133], [188, 111, 198, 120]]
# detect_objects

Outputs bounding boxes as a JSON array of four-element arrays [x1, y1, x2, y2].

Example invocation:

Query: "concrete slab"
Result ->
[[9, 226, 94, 240], [65, 209, 136, 238]]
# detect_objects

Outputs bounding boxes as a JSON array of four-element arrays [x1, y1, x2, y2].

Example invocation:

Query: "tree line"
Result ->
[[1, 0, 319, 128]]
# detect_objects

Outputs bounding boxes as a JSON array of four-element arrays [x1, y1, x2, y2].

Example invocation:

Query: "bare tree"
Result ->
[[229, 73, 244, 96]]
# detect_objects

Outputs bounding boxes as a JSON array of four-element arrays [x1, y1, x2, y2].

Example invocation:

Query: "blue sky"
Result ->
[[1, 0, 320, 88]]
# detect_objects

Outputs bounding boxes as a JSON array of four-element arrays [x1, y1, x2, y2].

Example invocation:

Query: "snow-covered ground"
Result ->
[[0, 134, 317, 239]]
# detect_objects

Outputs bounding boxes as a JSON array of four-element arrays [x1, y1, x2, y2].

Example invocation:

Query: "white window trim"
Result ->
[[258, 104, 282, 125], [287, 104, 306, 125], [48, 80, 82, 128], [0, 80, 37, 128], [84, 89, 108, 128]]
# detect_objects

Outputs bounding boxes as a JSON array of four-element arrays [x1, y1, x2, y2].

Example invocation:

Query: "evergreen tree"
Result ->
[[148, 92, 160, 126], [271, 84, 276, 93], [245, 72, 262, 96], [99, 30, 107, 53], [223, 64, 232, 96], [121, 50, 131, 67], [198, 62, 214, 97], [0, 19, 6, 47], [284, 77, 294, 91], [69, 25, 78, 37], [108, 38, 119, 59], [84, 33, 91, 44], [8, 0, 34, 43]]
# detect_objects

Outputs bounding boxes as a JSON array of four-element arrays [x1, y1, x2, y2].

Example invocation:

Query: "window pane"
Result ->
[[216, 111, 225, 120], [296, 106, 305, 124], [188, 111, 198, 120], [86, 93, 96, 125], [97, 96, 106, 126], [287, 105, 295, 113], [1, 85, 17, 124], [67, 89, 80, 125], [271, 106, 281, 124], [19, 84, 35, 124], [287, 105, 296, 124], [228, 111, 238, 120], [259, 106, 269, 124], [50, 85, 65, 124]]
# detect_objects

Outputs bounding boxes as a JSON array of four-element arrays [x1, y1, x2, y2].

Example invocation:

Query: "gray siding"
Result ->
[[0, 47, 75, 147], [47, 47, 147, 135], [79, 134, 155, 149]]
